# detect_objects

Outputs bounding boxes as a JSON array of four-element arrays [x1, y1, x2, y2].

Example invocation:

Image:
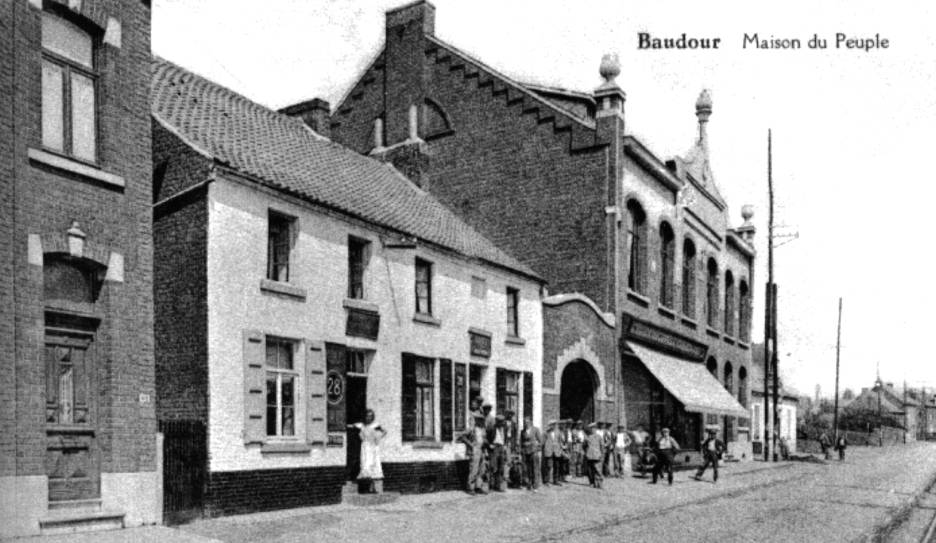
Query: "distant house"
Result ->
[[849, 378, 921, 441], [151, 58, 543, 520], [749, 344, 799, 454]]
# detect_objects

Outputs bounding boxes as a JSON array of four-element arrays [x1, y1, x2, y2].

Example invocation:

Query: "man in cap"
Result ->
[[558, 420, 572, 483], [542, 420, 563, 486], [693, 426, 725, 483], [487, 414, 509, 491], [652, 427, 680, 485], [614, 424, 632, 476], [520, 417, 543, 490], [583, 422, 604, 488], [459, 412, 489, 495]]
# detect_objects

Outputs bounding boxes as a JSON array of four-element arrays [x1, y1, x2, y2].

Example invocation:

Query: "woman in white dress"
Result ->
[[350, 409, 387, 493]]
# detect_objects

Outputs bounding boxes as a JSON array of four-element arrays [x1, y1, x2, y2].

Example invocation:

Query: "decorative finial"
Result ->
[[599, 53, 621, 85], [695, 89, 713, 119], [741, 205, 754, 225]]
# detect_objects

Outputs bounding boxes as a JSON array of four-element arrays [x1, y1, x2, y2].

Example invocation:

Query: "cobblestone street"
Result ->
[[166, 442, 935, 543]]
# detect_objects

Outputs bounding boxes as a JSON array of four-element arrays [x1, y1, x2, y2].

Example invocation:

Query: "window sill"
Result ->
[[260, 279, 307, 301], [680, 315, 698, 329], [413, 312, 441, 327], [343, 298, 379, 313], [626, 289, 650, 308], [409, 440, 443, 449], [260, 442, 312, 454], [505, 335, 526, 346], [28, 148, 125, 189], [723, 335, 736, 346], [657, 305, 676, 320], [737, 341, 750, 350], [468, 326, 492, 338], [705, 327, 721, 339]]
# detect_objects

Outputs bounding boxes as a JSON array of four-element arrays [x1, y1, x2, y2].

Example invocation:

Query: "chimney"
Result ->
[[386, 0, 435, 37], [736, 205, 756, 243], [594, 53, 625, 123], [279, 98, 331, 138], [383, 1, 435, 146]]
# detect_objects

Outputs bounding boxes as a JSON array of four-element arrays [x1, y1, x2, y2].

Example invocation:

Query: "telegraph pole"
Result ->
[[832, 298, 842, 441], [763, 129, 774, 462]]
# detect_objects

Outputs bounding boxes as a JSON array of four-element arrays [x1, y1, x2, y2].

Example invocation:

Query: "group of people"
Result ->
[[458, 398, 727, 494], [818, 431, 848, 461]]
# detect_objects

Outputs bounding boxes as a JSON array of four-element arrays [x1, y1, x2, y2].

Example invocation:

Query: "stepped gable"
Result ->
[[332, 35, 602, 152], [150, 57, 539, 280]]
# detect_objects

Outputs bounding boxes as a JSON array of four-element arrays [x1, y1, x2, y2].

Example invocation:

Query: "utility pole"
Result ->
[[832, 298, 842, 442], [772, 283, 779, 461], [903, 380, 908, 444], [763, 129, 774, 462]]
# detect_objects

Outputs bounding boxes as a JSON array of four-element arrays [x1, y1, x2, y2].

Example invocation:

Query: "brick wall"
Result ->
[[331, 43, 613, 312], [153, 122, 211, 423], [204, 466, 345, 517], [0, 1, 16, 477], [3, 0, 154, 478], [382, 460, 467, 494]]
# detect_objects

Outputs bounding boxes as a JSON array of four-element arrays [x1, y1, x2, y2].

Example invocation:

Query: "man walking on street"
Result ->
[[819, 431, 831, 460], [521, 417, 542, 490], [693, 426, 724, 483], [653, 427, 680, 485], [835, 434, 847, 461]]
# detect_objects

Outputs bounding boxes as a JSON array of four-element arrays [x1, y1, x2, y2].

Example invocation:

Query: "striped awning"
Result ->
[[627, 342, 749, 418]]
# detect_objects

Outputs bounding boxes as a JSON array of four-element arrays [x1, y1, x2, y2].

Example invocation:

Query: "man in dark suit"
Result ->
[[693, 426, 725, 483], [487, 415, 509, 491], [521, 417, 543, 490]]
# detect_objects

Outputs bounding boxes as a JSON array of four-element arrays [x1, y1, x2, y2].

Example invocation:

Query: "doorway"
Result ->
[[345, 375, 367, 480], [559, 359, 598, 423]]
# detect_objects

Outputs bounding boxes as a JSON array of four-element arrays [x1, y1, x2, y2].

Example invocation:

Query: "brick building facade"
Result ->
[[151, 58, 543, 520], [329, 1, 755, 457], [0, 0, 158, 536]]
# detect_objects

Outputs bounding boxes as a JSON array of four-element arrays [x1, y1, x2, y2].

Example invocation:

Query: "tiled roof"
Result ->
[[151, 57, 539, 281]]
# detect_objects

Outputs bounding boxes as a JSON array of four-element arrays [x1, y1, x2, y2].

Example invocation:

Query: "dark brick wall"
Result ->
[[0, 1, 16, 477], [205, 466, 346, 517], [332, 44, 613, 312], [543, 301, 616, 394], [382, 460, 467, 494], [2, 0, 154, 477], [153, 122, 211, 423]]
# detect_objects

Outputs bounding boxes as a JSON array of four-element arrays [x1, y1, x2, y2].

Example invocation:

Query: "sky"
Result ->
[[152, 0, 936, 397]]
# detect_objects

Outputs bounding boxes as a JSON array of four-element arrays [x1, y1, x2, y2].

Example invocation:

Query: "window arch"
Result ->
[[706, 356, 717, 377], [739, 280, 751, 342], [625, 199, 648, 294], [705, 258, 719, 328], [681, 238, 696, 318], [723, 361, 734, 395], [738, 366, 748, 408], [724, 270, 735, 337], [659, 222, 675, 308]]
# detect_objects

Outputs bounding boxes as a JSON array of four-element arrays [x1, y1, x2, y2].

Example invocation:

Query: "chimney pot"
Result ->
[[386, 0, 435, 36], [279, 98, 331, 138]]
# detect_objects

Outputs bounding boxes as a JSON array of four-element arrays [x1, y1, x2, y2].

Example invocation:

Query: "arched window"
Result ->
[[659, 222, 675, 308], [739, 280, 750, 342], [706, 258, 719, 328], [706, 357, 717, 377], [41, 12, 97, 162], [626, 200, 647, 294], [738, 366, 748, 408], [723, 362, 734, 395], [724, 270, 735, 337], [681, 238, 696, 318]]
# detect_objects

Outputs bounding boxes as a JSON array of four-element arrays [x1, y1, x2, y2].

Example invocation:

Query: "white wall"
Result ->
[[206, 176, 543, 472], [751, 396, 798, 452]]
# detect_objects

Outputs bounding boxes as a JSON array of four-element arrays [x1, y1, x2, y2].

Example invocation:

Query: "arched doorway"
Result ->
[[560, 359, 598, 422]]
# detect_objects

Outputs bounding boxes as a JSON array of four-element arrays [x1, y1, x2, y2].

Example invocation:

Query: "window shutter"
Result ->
[[243, 330, 266, 444], [496, 368, 507, 415], [325, 343, 346, 432], [305, 340, 326, 444], [440, 358, 453, 441], [454, 362, 467, 432], [523, 371, 533, 424], [401, 353, 417, 441]]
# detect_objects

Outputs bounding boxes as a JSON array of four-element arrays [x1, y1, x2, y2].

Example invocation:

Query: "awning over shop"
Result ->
[[627, 342, 749, 418]]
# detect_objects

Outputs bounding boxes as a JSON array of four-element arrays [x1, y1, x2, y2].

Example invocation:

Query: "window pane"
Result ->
[[71, 72, 96, 162], [266, 375, 277, 436], [42, 14, 93, 68], [281, 376, 295, 436], [415, 359, 432, 384], [41, 61, 64, 152]]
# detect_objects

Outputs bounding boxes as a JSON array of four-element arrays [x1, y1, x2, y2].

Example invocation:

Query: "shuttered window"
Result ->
[[402, 354, 435, 441], [523, 371, 533, 424], [265, 337, 297, 437], [453, 363, 467, 432], [496, 368, 520, 417], [440, 359, 453, 441]]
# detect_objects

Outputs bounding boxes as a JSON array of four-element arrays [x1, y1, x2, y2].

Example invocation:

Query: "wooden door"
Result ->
[[44, 331, 99, 502]]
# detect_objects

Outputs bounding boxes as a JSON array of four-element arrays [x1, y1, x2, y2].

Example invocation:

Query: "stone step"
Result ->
[[47, 498, 102, 511], [39, 509, 125, 536], [343, 492, 400, 507]]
